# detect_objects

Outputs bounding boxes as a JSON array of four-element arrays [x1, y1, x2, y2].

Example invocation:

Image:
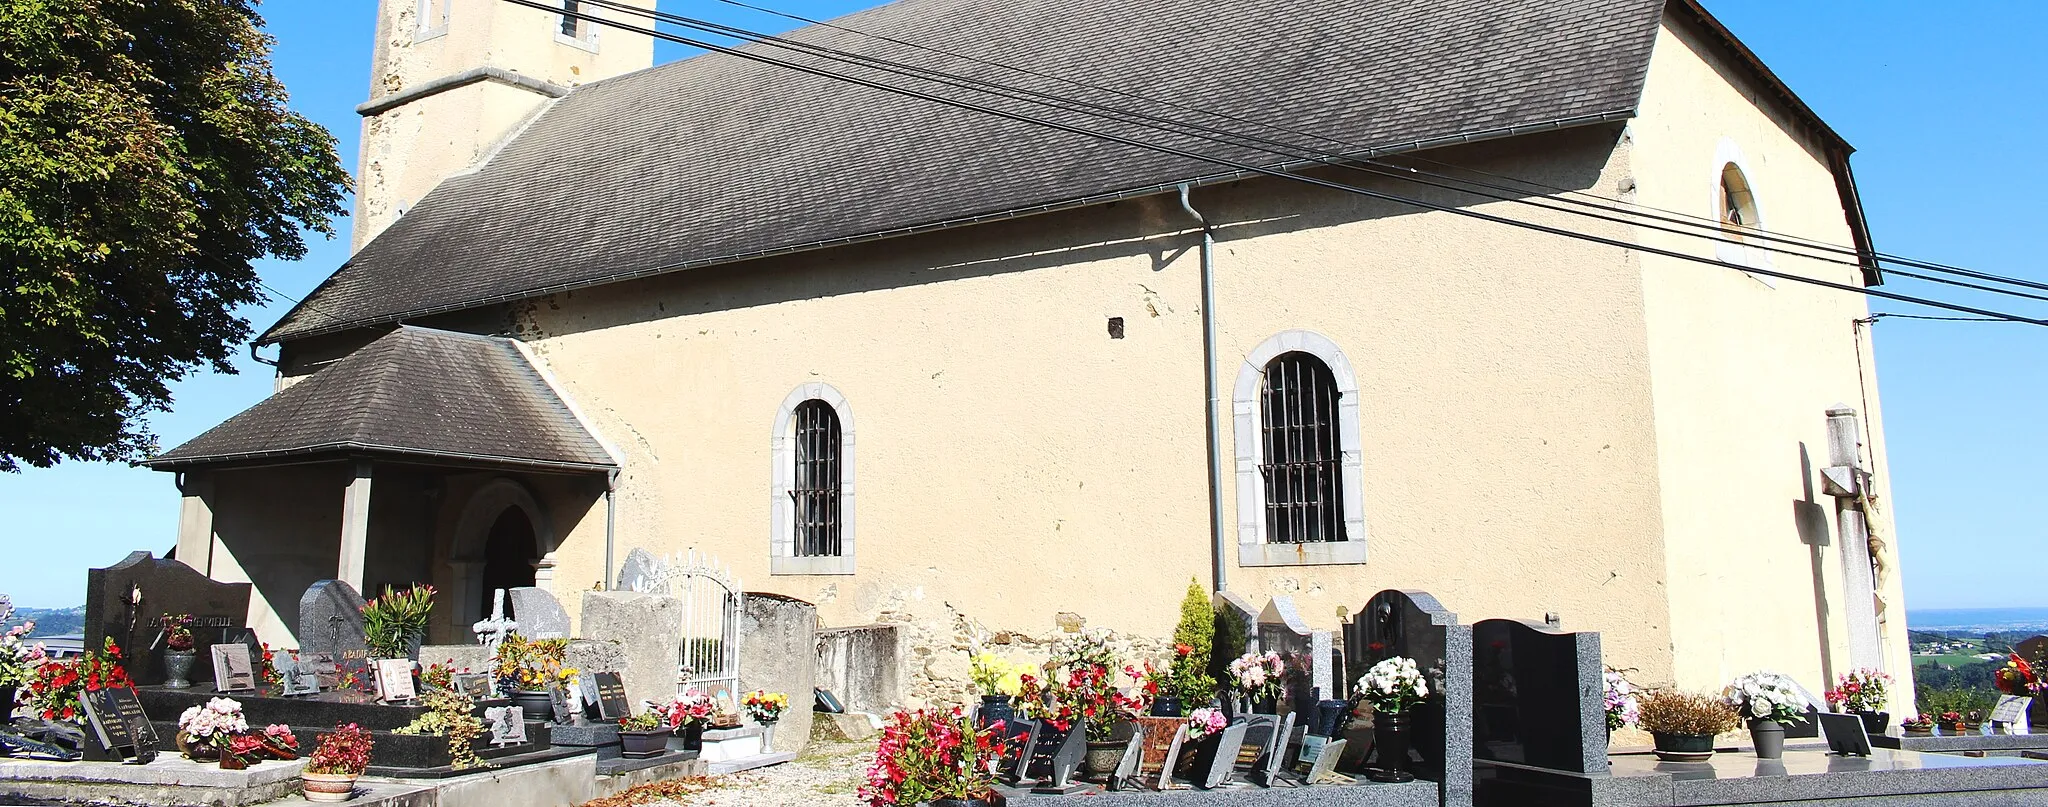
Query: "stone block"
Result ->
[[815, 711, 880, 742], [739, 592, 817, 754], [580, 591, 684, 707], [816, 623, 901, 715], [419, 645, 491, 675], [566, 639, 628, 675]]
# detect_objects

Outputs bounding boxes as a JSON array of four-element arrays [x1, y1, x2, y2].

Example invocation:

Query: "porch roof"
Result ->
[[146, 326, 617, 473]]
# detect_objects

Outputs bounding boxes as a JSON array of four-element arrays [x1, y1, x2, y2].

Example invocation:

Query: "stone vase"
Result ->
[[1367, 711, 1415, 783], [300, 772, 359, 803], [1748, 719, 1786, 759], [163, 649, 198, 689], [1651, 732, 1715, 762], [1853, 710, 1891, 735], [1081, 740, 1127, 780]]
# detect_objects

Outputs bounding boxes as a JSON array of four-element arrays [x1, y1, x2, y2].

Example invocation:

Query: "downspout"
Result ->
[[1178, 184, 1227, 594], [603, 471, 619, 591]]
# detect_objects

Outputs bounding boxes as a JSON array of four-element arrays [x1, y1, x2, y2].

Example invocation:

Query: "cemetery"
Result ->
[[2, 552, 2046, 806]]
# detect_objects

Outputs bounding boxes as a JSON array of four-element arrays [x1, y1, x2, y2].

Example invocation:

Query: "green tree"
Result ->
[[0, 0, 348, 471], [1169, 579, 1216, 704]]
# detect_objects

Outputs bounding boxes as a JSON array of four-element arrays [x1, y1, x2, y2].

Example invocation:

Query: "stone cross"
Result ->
[[473, 589, 518, 651], [1824, 406, 1882, 672]]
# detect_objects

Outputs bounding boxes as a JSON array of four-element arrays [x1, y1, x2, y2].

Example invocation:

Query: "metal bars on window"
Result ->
[[1259, 352, 1345, 544], [559, 0, 582, 38], [791, 399, 842, 557]]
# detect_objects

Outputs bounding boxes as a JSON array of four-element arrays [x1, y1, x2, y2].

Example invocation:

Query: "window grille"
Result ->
[[560, 0, 582, 38], [1259, 352, 1344, 544], [791, 399, 842, 557]]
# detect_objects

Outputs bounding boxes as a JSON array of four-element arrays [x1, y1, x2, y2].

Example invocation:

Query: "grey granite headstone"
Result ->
[[615, 548, 669, 594], [298, 580, 371, 684], [509, 587, 571, 639], [1216, 591, 1262, 656], [85, 552, 251, 686], [1108, 724, 1146, 790], [1343, 589, 1473, 807], [1195, 721, 1249, 789], [1259, 596, 1315, 716], [1312, 630, 1336, 700], [1471, 618, 1608, 775]]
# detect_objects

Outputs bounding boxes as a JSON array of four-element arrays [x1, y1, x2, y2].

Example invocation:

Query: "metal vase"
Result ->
[[163, 650, 198, 689], [1749, 719, 1786, 759], [1368, 712, 1416, 783]]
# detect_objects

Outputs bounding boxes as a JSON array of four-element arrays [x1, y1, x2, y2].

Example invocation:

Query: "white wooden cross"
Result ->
[[473, 588, 518, 652]]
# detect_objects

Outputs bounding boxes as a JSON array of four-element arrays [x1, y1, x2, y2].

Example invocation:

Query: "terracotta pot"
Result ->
[[301, 771, 360, 803], [163, 650, 198, 689], [1081, 740, 1126, 779], [1367, 711, 1415, 783], [1651, 732, 1715, 762]]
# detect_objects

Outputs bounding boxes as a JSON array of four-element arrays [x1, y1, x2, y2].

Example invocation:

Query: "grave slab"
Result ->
[[0, 755, 305, 807], [1000, 777, 1439, 806], [1344, 589, 1475, 807]]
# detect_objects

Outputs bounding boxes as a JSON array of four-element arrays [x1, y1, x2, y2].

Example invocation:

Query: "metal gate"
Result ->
[[647, 550, 743, 699]]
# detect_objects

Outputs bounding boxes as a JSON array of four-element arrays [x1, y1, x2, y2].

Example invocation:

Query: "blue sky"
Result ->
[[0, 1, 2040, 612]]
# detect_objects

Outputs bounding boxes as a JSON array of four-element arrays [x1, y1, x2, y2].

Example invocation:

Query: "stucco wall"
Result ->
[[196, 465, 348, 646], [1631, 17, 1910, 709], [516, 126, 1679, 693]]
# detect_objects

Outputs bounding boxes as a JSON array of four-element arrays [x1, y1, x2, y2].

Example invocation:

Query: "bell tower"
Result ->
[[354, 0, 654, 250]]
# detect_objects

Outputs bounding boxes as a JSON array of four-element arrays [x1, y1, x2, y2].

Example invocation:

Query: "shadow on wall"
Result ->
[[210, 464, 348, 644], [1794, 441, 1834, 688]]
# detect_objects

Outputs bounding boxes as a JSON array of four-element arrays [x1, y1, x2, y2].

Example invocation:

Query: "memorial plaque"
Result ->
[[1818, 712, 1872, 756], [1025, 719, 1087, 793], [453, 672, 494, 699], [375, 658, 417, 703], [996, 716, 1040, 786], [594, 672, 631, 720], [509, 588, 572, 639], [79, 688, 157, 763], [275, 653, 320, 697], [1256, 713, 1296, 786], [1237, 713, 1280, 773], [1107, 725, 1147, 790], [1195, 722, 1249, 789], [106, 687, 160, 752], [1133, 716, 1184, 780], [578, 672, 602, 718], [1306, 738, 1350, 784], [486, 706, 530, 747], [1297, 733, 1329, 771], [548, 686, 576, 725], [1991, 696, 2033, 734], [1155, 723, 1189, 791], [300, 653, 341, 690], [212, 643, 256, 692]]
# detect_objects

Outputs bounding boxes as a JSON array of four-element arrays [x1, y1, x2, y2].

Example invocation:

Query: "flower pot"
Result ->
[[1853, 710, 1890, 736], [1246, 695, 1279, 715], [760, 722, 777, 751], [682, 722, 704, 751], [1748, 719, 1786, 759], [301, 771, 360, 803], [163, 649, 198, 689], [219, 754, 249, 771], [178, 733, 222, 762], [980, 694, 1016, 727], [1150, 696, 1183, 718], [0, 685, 15, 717], [510, 690, 555, 717], [1367, 711, 1415, 783], [1651, 732, 1715, 762], [620, 728, 672, 758], [1082, 739, 1127, 779]]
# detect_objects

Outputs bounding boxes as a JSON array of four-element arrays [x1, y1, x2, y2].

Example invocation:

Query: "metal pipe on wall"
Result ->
[[1179, 184, 1227, 594], [603, 472, 619, 590]]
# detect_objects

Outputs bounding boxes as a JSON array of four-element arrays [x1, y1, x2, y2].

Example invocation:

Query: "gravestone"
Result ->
[[85, 552, 252, 686], [1470, 618, 1608, 774], [1306, 738, 1350, 784], [486, 706, 530, 747], [375, 658, 417, 703], [473, 589, 518, 651], [1259, 596, 1317, 717], [1190, 721, 1249, 789], [1245, 712, 1296, 786], [1343, 589, 1473, 807], [1312, 630, 1338, 701], [298, 580, 372, 689], [212, 644, 256, 693], [616, 548, 668, 594], [509, 587, 571, 639], [2018, 636, 2048, 728], [1216, 591, 1262, 656], [1132, 716, 1184, 786]]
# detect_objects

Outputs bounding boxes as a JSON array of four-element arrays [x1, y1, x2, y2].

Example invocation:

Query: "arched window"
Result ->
[[791, 399, 842, 557], [1260, 353, 1345, 544], [1711, 140, 1773, 277], [771, 384, 856, 574], [1232, 331, 1367, 565], [415, 0, 450, 40], [1719, 163, 1759, 233]]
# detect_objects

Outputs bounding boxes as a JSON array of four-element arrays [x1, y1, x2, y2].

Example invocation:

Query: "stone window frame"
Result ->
[[1232, 330, 1368, 566], [1711, 138, 1776, 285], [770, 383, 857, 575], [414, 0, 450, 42], [554, 0, 600, 52]]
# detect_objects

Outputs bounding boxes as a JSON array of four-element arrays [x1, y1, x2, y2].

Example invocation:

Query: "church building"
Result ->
[[147, 0, 1913, 710]]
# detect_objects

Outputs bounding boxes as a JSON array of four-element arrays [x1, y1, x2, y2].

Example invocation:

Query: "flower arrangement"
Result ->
[[27, 637, 132, 723], [306, 724, 375, 777], [159, 614, 196, 652], [742, 690, 789, 725], [858, 707, 1011, 807], [1995, 654, 2045, 698], [1604, 670, 1640, 731], [1017, 660, 1151, 742], [1826, 669, 1891, 713], [421, 662, 456, 693], [1940, 710, 1966, 731], [1637, 690, 1739, 737], [178, 698, 250, 753], [1228, 651, 1285, 705], [264, 724, 301, 757], [1185, 706, 1228, 740], [968, 653, 1025, 698], [1723, 671, 1810, 725], [1357, 656, 1430, 716], [0, 596, 38, 693], [258, 643, 282, 688], [361, 584, 436, 659], [1900, 713, 1934, 732], [659, 689, 717, 729], [492, 633, 570, 693], [620, 711, 665, 732]]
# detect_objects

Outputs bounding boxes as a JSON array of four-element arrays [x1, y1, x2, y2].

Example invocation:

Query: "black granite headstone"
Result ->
[[996, 716, 1040, 786], [593, 672, 630, 720], [1024, 719, 1086, 792], [85, 552, 251, 686], [1470, 618, 1608, 774], [1341, 589, 1473, 807], [80, 688, 157, 763], [297, 581, 371, 690]]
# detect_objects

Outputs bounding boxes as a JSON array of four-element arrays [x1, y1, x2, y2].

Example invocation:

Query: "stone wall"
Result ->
[[738, 593, 817, 754], [819, 606, 1175, 713]]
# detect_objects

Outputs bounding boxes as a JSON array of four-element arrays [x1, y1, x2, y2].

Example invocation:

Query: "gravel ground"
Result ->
[[653, 742, 871, 806]]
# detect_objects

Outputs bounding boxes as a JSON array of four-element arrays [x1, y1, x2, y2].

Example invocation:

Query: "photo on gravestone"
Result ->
[[86, 552, 252, 686], [595, 672, 631, 721], [212, 643, 256, 693], [1341, 589, 1471, 798], [376, 658, 417, 703], [1296, 733, 1328, 773], [1470, 618, 1608, 775]]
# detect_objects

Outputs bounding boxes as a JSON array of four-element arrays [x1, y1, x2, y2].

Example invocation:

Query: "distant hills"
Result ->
[[1907, 607, 2048, 635], [3, 605, 85, 638]]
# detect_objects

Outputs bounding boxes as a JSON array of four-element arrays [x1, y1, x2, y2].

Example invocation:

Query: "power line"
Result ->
[[687, 0, 2048, 297], [503, 0, 2048, 326], [1862, 313, 2016, 324]]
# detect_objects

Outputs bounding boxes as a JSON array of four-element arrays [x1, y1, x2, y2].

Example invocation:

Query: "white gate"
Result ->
[[647, 550, 743, 700]]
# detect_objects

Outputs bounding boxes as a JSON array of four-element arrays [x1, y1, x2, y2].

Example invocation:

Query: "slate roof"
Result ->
[[148, 327, 616, 471], [263, 0, 1683, 343]]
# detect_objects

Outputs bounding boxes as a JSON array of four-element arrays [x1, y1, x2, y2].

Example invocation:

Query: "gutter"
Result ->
[[142, 442, 618, 475], [1178, 184, 1227, 595], [356, 66, 569, 117], [259, 110, 1638, 345]]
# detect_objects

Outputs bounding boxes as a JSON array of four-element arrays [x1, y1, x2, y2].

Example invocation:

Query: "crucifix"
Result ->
[[1822, 406, 1882, 672], [473, 589, 518, 652]]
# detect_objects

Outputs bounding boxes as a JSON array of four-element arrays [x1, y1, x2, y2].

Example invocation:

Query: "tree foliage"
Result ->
[[0, 0, 348, 470], [1169, 579, 1216, 704]]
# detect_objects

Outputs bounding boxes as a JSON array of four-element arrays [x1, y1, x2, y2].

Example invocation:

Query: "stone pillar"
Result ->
[[339, 461, 373, 590], [580, 591, 684, 707], [740, 594, 818, 754], [175, 473, 216, 578], [1824, 406, 1881, 672]]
